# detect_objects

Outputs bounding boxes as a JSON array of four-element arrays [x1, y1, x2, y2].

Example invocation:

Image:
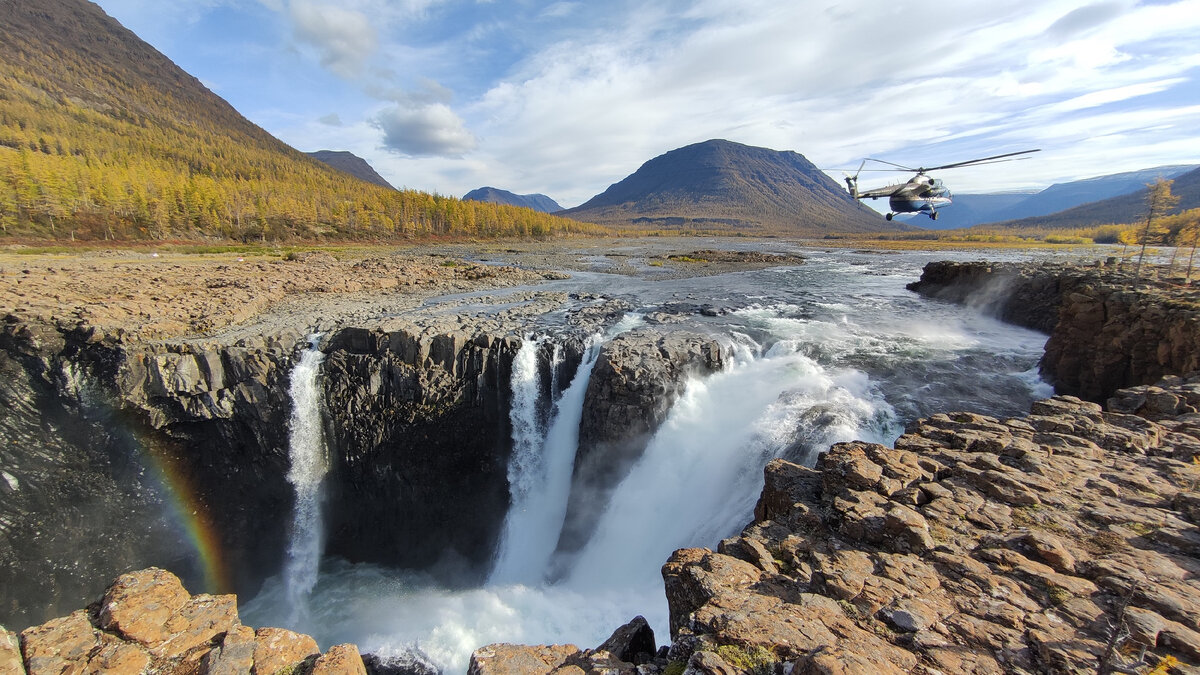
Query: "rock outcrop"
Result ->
[[661, 374, 1200, 673], [469, 616, 662, 675], [2, 567, 363, 675], [908, 260, 1200, 401]]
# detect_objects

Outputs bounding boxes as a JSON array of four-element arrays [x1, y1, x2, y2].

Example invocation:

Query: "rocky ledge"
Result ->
[[907, 260, 1200, 401], [0, 568, 367, 675], [662, 374, 1200, 674], [472, 374, 1200, 674]]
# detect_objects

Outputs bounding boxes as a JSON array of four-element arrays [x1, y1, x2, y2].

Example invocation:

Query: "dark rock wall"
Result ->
[[0, 322, 200, 627], [319, 327, 525, 578], [908, 260, 1200, 401], [1, 312, 732, 626]]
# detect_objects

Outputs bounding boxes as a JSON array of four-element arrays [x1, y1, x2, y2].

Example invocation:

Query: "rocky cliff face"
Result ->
[[908, 260, 1200, 400], [0, 299, 733, 626]]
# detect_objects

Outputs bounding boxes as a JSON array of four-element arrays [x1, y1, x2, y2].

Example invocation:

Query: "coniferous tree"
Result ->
[[1134, 179, 1180, 288]]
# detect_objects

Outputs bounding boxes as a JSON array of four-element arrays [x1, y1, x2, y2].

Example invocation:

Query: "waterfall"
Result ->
[[490, 334, 603, 585], [283, 335, 330, 624], [566, 345, 896, 590]]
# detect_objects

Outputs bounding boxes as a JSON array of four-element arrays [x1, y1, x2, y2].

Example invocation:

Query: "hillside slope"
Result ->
[[307, 151, 395, 190], [463, 187, 562, 213], [0, 0, 597, 241], [992, 166, 1200, 229], [561, 139, 890, 233]]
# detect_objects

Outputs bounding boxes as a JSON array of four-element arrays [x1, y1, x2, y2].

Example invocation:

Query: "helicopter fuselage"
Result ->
[[887, 175, 951, 217]]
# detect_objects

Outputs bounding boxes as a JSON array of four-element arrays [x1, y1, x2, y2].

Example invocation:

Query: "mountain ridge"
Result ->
[[0, 0, 597, 241], [917, 165, 1199, 230], [561, 139, 894, 233], [988, 165, 1200, 229], [307, 150, 395, 190], [463, 187, 562, 213]]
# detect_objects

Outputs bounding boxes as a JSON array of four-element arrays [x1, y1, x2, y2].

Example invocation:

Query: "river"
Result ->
[[242, 247, 1071, 673]]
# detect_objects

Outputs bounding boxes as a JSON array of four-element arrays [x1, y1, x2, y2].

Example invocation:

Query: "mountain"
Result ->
[[916, 165, 1198, 230], [990, 166, 1200, 229], [463, 187, 562, 213], [0, 0, 597, 241], [307, 150, 395, 190], [561, 139, 891, 233]]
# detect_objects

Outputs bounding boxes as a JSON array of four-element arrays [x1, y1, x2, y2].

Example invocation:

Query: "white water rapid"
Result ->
[[241, 251, 1061, 673], [567, 343, 895, 590], [282, 335, 330, 625]]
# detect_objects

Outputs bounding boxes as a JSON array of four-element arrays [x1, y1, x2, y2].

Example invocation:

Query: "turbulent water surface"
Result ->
[[243, 248, 1065, 673]]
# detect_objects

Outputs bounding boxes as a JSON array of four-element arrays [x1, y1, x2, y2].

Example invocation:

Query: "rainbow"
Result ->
[[140, 443, 234, 595]]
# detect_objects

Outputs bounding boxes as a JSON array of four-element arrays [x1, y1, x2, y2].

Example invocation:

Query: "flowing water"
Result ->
[[244, 249, 1063, 672], [281, 335, 330, 625]]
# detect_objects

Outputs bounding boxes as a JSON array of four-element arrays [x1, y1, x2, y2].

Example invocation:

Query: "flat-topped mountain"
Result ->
[[561, 139, 890, 233], [464, 187, 563, 213], [307, 150, 395, 190]]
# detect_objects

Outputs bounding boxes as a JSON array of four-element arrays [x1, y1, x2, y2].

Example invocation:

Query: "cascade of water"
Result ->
[[283, 335, 330, 625], [548, 342, 564, 402], [566, 346, 896, 590], [491, 334, 604, 584], [489, 335, 547, 583]]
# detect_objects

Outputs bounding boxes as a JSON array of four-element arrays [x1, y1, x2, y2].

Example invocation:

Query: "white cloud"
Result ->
[[374, 103, 477, 157], [288, 1, 377, 78], [98, 0, 1200, 203]]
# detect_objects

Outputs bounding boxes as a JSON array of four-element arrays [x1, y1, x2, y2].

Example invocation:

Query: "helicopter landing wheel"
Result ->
[[931, 211, 939, 221], [885, 212, 894, 221]]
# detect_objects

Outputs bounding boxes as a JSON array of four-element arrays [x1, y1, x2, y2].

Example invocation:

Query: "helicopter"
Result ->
[[842, 149, 1041, 221]]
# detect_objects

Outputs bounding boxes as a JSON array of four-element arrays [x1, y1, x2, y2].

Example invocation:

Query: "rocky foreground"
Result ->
[[8, 376, 1197, 674], [1, 567, 369, 674], [471, 375, 1200, 674]]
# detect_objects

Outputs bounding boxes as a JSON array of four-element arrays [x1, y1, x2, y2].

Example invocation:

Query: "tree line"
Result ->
[[0, 42, 603, 243]]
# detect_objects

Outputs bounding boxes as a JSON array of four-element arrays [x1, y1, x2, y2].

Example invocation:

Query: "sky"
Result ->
[[92, 0, 1200, 208]]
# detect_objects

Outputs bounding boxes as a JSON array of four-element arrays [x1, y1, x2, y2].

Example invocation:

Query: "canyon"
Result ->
[[2, 244, 1198, 674]]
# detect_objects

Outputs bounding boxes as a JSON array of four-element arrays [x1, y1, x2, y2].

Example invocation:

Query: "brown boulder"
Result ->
[[199, 624, 256, 675], [311, 643, 368, 675], [97, 567, 191, 646], [20, 610, 100, 675], [253, 627, 320, 675], [1, 627, 22, 675], [467, 643, 580, 675]]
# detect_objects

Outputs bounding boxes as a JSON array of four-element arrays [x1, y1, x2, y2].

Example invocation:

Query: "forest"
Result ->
[[0, 1, 604, 243]]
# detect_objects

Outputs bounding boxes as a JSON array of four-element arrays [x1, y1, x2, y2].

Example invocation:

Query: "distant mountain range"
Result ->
[[918, 165, 1199, 230], [307, 151, 395, 190], [463, 187, 562, 213], [990, 165, 1200, 229], [559, 139, 890, 233]]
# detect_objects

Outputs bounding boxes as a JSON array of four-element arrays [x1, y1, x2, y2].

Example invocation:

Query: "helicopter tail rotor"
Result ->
[[843, 160, 866, 199]]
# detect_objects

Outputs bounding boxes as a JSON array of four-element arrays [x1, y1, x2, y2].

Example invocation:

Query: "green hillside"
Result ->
[[0, 0, 601, 241]]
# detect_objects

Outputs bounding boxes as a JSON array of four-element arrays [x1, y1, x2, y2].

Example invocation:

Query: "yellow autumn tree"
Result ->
[[1133, 178, 1179, 288]]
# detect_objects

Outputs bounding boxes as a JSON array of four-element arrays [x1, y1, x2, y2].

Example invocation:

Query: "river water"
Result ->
[[242, 247, 1071, 673]]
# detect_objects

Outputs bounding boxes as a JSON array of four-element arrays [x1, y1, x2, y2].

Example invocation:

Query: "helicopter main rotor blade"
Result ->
[[864, 158, 917, 171], [919, 149, 1040, 172]]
